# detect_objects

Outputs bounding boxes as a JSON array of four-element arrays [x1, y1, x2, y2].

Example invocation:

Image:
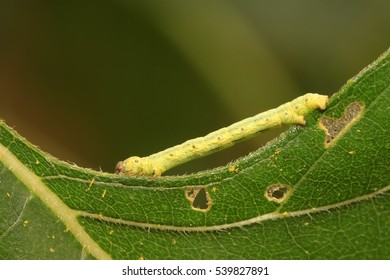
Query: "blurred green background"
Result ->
[[0, 0, 389, 175]]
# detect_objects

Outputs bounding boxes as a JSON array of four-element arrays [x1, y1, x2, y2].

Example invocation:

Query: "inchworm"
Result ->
[[116, 93, 328, 176]]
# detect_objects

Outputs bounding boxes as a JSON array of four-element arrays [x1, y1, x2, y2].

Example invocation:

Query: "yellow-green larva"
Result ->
[[116, 93, 328, 177]]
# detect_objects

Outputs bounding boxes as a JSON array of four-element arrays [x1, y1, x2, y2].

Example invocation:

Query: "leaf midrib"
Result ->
[[0, 141, 112, 260]]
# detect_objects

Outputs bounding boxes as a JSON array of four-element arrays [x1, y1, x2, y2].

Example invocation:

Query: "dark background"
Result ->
[[1, 0, 389, 175]]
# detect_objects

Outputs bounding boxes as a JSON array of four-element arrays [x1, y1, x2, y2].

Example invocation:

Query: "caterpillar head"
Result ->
[[289, 93, 328, 122], [303, 93, 329, 111], [115, 156, 159, 176]]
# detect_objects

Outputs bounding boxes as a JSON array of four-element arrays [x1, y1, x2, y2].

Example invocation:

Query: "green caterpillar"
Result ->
[[116, 93, 328, 177]]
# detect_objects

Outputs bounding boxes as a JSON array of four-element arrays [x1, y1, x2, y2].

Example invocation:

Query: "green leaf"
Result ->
[[1, 48, 389, 260]]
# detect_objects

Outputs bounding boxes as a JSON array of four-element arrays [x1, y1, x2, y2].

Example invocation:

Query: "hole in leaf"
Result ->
[[265, 184, 291, 203], [185, 186, 212, 212], [319, 102, 364, 147]]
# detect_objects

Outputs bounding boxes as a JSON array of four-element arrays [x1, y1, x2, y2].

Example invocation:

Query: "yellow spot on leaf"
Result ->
[[274, 148, 281, 155], [23, 220, 29, 227], [86, 178, 95, 192], [228, 166, 239, 173]]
